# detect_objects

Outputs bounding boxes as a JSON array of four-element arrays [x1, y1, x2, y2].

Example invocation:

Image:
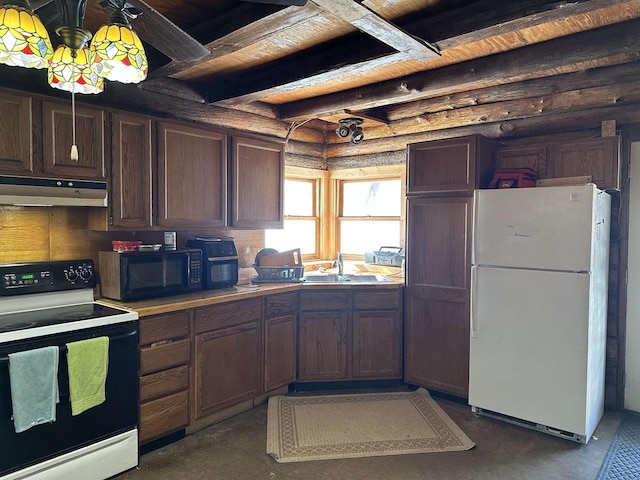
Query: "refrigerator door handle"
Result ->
[[471, 265, 478, 338], [472, 191, 479, 265]]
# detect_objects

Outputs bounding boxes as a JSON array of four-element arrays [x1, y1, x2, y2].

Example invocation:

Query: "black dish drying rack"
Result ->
[[252, 265, 304, 283]]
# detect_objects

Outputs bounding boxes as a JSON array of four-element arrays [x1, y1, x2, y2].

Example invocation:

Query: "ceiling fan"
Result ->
[[31, 0, 208, 62]]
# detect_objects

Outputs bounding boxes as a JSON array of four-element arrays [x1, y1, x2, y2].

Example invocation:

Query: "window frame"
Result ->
[[268, 165, 405, 262], [277, 166, 327, 261], [331, 165, 406, 261]]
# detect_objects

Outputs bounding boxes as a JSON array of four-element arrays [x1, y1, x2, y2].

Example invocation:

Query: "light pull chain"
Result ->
[[70, 50, 78, 161]]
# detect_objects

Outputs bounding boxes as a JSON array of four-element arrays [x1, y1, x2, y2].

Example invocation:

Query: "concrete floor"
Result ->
[[116, 394, 621, 480]]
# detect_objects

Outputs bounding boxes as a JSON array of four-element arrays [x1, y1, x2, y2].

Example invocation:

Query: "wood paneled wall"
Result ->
[[0, 207, 111, 264], [0, 207, 265, 269]]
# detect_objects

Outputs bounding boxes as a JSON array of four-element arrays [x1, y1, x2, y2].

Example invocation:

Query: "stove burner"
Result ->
[[55, 311, 93, 322], [0, 322, 36, 333], [0, 303, 131, 339]]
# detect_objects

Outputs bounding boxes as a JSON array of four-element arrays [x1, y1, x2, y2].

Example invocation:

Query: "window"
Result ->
[[338, 177, 402, 256], [266, 166, 404, 261], [265, 177, 320, 258]]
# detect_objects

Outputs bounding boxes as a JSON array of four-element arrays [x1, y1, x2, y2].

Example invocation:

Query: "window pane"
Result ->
[[339, 220, 401, 255], [342, 180, 401, 217], [284, 179, 314, 216], [265, 219, 316, 255]]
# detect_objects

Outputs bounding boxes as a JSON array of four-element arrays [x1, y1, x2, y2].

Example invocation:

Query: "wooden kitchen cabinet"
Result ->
[[229, 135, 284, 228], [495, 136, 620, 190], [138, 310, 191, 445], [404, 196, 472, 397], [550, 137, 619, 190], [42, 100, 106, 180], [298, 288, 403, 383], [352, 289, 402, 379], [107, 112, 153, 229], [298, 309, 349, 381], [298, 290, 350, 381], [0, 91, 33, 174], [193, 298, 262, 419], [405, 134, 492, 398], [494, 145, 548, 178], [157, 121, 228, 229], [264, 292, 297, 392], [407, 135, 495, 195]]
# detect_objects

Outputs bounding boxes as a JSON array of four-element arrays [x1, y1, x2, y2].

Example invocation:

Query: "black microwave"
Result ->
[[98, 249, 202, 301]]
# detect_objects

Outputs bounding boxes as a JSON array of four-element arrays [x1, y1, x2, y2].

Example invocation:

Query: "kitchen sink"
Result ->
[[302, 273, 392, 283]]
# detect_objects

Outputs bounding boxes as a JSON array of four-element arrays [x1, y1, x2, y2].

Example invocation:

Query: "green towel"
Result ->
[[66, 337, 109, 416]]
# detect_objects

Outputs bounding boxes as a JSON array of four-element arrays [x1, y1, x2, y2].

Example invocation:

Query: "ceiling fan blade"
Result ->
[[126, 0, 209, 62], [242, 0, 308, 6], [31, 0, 54, 9], [32, 0, 60, 29]]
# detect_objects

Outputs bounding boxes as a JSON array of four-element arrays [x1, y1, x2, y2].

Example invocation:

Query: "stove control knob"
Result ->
[[65, 268, 78, 283], [79, 266, 94, 281]]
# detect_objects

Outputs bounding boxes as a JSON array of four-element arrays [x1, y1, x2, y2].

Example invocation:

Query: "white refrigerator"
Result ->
[[468, 184, 610, 444]]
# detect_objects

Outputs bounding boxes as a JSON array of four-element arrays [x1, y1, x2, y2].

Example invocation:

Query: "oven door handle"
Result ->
[[0, 329, 137, 364]]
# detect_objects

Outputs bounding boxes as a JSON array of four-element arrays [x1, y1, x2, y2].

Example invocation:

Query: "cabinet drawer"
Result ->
[[139, 390, 189, 444], [140, 364, 189, 403], [265, 292, 298, 318], [353, 289, 402, 310], [299, 290, 350, 311], [140, 311, 190, 345], [140, 338, 190, 375], [195, 298, 262, 333]]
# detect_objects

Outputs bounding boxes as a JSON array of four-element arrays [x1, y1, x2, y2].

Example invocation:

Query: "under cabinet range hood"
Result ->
[[0, 175, 108, 207]]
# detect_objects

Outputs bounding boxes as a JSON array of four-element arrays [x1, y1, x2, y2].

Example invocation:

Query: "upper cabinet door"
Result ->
[[495, 145, 548, 179], [110, 113, 153, 229], [407, 135, 495, 195], [157, 121, 227, 229], [42, 101, 105, 180], [229, 135, 284, 229], [550, 137, 620, 191], [0, 92, 33, 174]]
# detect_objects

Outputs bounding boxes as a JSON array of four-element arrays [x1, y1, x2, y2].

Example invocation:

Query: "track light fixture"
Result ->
[[335, 118, 364, 144]]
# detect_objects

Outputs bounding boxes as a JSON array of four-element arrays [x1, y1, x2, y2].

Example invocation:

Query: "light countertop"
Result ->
[[97, 276, 403, 317]]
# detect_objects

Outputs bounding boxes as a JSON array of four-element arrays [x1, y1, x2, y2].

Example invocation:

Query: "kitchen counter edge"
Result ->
[[97, 280, 404, 317]]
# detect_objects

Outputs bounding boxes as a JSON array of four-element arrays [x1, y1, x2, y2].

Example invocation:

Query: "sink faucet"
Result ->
[[337, 252, 344, 276]]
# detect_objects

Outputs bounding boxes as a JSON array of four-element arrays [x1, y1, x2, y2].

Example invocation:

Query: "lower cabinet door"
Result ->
[[264, 314, 297, 392], [194, 321, 261, 419], [352, 310, 402, 379], [298, 311, 349, 381]]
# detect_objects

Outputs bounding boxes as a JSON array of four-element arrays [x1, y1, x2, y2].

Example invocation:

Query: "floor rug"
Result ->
[[266, 388, 474, 463], [597, 411, 640, 479]]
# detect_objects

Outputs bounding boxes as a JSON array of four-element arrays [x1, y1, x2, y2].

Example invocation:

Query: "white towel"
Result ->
[[8, 346, 59, 433]]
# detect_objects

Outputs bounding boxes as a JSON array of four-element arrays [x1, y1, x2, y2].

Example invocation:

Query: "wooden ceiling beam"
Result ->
[[309, 0, 439, 60], [278, 17, 640, 121], [326, 77, 640, 144], [211, 0, 629, 108], [411, 0, 628, 51], [150, 4, 326, 79], [382, 61, 640, 121], [126, 0, 210, 63], [323, 101, 640, 158], [206, 37, 397, 104]]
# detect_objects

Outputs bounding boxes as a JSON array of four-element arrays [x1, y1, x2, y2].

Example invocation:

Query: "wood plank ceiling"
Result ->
[[7, 0, 640, 157]]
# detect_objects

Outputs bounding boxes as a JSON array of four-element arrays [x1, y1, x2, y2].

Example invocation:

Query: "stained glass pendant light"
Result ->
[[48, 44, 104, 94], [89, 7, 147, 83], [0, 0, 53, 69]]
